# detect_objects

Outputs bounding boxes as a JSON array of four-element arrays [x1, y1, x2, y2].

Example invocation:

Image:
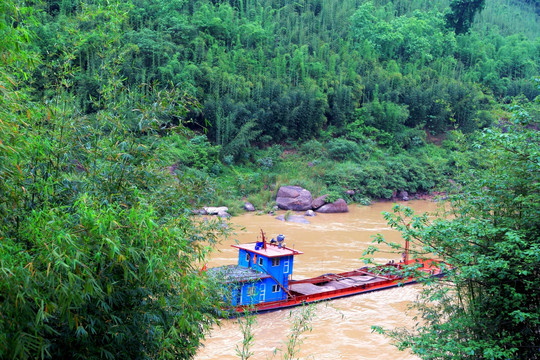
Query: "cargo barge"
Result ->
[[209, 231, 445, 314]]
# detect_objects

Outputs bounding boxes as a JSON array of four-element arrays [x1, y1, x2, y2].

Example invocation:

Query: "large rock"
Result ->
[[276, 186, 313, 211], [204, 206, 229, 215], [311, 195, 328, 210], [244, 202, 255, 211], [315, 198, 349, 213], [397, 190, 409, 201], [217, 210, 231, 218]]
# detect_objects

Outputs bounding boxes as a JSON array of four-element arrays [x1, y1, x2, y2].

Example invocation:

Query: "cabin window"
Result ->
[[272, 284, 280, 293], [245, 253, 250, 262], [283, 260, 290, 273], [272, 258, 280, 267], [247, 286, 256, 297], [258, 257, 264, 266]]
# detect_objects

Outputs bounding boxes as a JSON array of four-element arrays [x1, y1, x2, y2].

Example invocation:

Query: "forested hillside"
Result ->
[[34, 0, 539, 156], [14, 0, 536, 209]]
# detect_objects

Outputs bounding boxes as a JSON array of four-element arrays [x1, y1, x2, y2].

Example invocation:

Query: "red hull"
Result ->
[[233, 259, 445, 314]]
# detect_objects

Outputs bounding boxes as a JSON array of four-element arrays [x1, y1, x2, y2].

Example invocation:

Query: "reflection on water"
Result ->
[[196, 200, 441, 360]]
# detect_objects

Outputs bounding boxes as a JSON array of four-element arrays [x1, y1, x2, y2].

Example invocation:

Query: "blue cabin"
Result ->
[[210, 234, 302, 307]]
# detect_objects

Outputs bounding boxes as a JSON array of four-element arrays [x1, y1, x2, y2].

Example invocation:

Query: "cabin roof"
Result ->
[[232, 242, 303, 258], [207, 265, 271, 283]]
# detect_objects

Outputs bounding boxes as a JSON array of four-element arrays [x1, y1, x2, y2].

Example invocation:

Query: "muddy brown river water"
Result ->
[[195, 200, 442, 360]]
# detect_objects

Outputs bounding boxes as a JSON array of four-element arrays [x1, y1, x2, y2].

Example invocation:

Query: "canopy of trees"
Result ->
[[1, 1, 227, 358], [30, 0, 539, 157], [373, 95, 540, 359]]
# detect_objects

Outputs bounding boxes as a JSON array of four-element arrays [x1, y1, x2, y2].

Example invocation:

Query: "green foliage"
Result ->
[[278, 305, 315, 360], [3, 0, 538, 356], [1, 197, 223, 359], [256, 156, 274, 170], [373, 99, 540, 359], [299, 139, 325, 158], [358, 99, 409, 134], [351, 2, 456, 62], [32, 0, 539, 147], [445, 0, 486, 35], [236, 309, 256, 360], [394, 127, 427, 150], [326, 138, 363, 161], [246, 190, 275, 212], [323, 189, 344, 204], [234, 304, 314, 360], [160, 133, 221, 172], [0, 2, 228, 359], [323, 152, 445, 200]]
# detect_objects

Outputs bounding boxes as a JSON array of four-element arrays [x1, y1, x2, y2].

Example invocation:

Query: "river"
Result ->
[[195, 200, 442, 360]]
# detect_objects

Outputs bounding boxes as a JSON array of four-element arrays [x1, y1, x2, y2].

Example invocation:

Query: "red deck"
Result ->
[[233, 259, 445, 313]]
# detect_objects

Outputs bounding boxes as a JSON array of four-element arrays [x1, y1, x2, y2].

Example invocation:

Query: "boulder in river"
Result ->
[[305, 210, 316, 217], [397, 190, 409, 201], [311, 195, 328, 210], [217, 210, 231, 218], [276, 186, 313, 211], [315, 198, 349, 213]]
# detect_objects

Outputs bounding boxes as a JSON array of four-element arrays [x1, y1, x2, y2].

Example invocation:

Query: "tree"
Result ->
[[445, 0, 486, 35], [373, 94, 540, 359], [0, 2, 228, 359]]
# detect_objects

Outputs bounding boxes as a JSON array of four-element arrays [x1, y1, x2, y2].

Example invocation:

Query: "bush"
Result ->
[[0, 120, 227, 359], [1, 198, 224, 359], [257, 156, 274, 170], [160, 134, 221, 170], [326, 138, 362, 161], [322, 155, 444, 200], [394, 127, 427, 149], [246, 191, 275, 211], [223, 154, 234, 166], [299, 139, 325, 157]]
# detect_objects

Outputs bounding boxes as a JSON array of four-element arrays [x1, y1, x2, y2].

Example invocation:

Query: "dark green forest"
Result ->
[[36, 0, 538, 141], [28, 0, 540, 206], [1, 0, 539, 358]]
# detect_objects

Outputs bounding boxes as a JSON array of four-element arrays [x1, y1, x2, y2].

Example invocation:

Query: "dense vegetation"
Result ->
[[1, 0, 538, 358], [23, 0, 539, 208], [373, 95, 539, 359], [1, 1, 227, 358], [35, 0, 539, 141]]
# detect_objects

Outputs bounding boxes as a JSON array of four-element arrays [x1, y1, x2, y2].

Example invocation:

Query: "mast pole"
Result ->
[[260, 228, 266, 249], [404, 238, 409, 264]]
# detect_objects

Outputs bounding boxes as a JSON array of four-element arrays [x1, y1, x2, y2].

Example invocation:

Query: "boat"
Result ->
[[208, 230, 446, 314]]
